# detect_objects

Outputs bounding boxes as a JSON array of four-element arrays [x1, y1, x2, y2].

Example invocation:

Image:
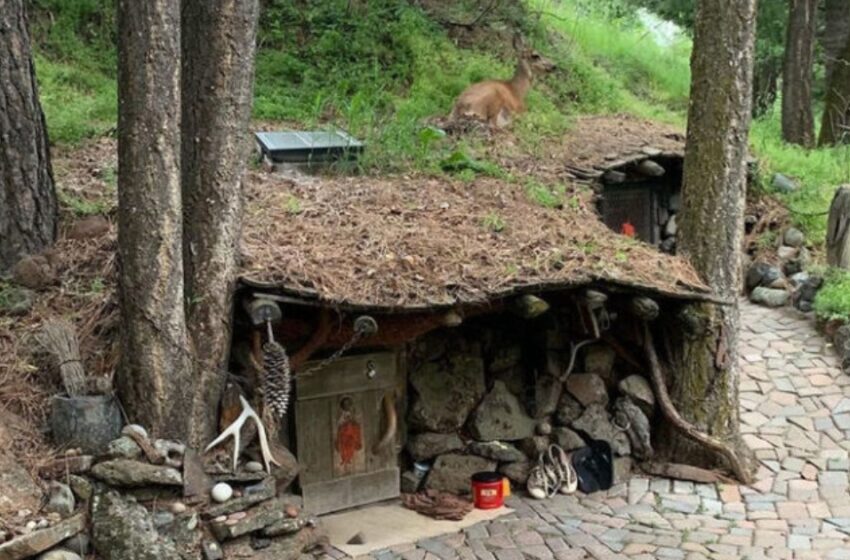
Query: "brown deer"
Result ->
[[451, 35, 555, 128]]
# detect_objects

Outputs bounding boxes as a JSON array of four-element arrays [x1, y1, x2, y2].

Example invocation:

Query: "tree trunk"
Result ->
[[752, 55, 781, 118], [0, 0, 57, 272], [181, 0, 260, 448], [827, 186, 850, 269], [820, 26, 850, 145], [781, 0, 818, 147], [659, 0, 756, 479], [116, 0, 192, 439], [822, 0, 850, 85]]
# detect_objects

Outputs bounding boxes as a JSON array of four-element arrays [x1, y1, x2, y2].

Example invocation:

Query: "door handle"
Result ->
[[373, 391, 397, 454]]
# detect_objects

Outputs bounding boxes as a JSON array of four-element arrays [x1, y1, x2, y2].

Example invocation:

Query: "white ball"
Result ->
[[210, 483, 233, 503]]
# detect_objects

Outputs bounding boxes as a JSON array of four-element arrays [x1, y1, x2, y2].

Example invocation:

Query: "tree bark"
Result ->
[[822, 0, 850, 85], [827, 186, 850, 269], [781, 0, 818, 147], [660, 0, 756, 480], [820, 26, 850, 145], [0, 0, 57, 272], [181, 0, 260, 448], [752, 55, 781, 118], [116, 0, 192, 439]]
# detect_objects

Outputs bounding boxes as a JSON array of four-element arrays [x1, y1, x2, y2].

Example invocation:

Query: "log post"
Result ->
[[827, 186, 850, 269]]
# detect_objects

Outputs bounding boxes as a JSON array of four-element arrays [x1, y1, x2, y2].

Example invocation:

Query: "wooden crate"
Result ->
[[296, 351, 404, 515]]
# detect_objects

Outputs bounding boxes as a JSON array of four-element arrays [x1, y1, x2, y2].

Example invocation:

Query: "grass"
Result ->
[[814, 270, 850, 321]]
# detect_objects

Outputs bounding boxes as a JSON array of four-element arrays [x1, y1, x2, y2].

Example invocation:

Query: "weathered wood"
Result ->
[[0, 0, 57, 272], [182, 0, 261, 449], [116, 0, 192, 439], [643, 324, 753, 484], [640, 461, 735, 484], [827, 186, 850, 269], [667, 0, 756, 478]]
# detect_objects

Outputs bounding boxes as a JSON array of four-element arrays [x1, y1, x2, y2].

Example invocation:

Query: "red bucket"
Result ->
[[471, 471, 504, 509]]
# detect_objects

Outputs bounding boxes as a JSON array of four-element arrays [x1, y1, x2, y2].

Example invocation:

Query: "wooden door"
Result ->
[[296, 351, 403, 514]]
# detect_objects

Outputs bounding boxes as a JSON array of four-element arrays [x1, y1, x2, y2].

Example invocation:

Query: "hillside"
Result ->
[[22, 0, 850, 319]]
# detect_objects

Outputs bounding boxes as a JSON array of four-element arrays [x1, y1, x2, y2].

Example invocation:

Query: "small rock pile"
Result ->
[[0, 424, 323, 560], [403, 327, 658, 496], [745, 227, 821, 311]]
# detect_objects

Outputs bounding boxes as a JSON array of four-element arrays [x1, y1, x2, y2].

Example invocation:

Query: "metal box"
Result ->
[[255, 130, 364, 164]]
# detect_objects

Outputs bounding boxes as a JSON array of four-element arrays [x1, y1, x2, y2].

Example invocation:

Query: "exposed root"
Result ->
[[642, 323, 754, 485]]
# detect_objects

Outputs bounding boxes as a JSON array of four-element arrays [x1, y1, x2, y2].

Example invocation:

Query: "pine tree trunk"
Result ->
[[658, 0, 756, 477], [822, 0, 850, 85], [781, 0, 817, 147], [116, 0, 192, 439], [820, 27, 850, 146], [181, 0, 260, 448], [0, 0, 57, 272]]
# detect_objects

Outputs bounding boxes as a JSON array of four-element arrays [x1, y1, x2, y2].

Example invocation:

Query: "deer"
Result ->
[[450, 35, 555, 128]]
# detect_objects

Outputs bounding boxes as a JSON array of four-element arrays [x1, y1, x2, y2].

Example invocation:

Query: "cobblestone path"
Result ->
[[343, 302, 850, 560]]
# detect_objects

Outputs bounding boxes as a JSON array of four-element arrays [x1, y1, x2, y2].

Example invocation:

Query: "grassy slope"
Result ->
[[30, 0, 850, 319]]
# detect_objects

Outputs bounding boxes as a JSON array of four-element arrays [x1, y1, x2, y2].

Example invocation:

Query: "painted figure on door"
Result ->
[[335, 395, 364, 474]]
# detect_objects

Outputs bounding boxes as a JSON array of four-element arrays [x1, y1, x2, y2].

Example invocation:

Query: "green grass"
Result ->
[[750, 109, 850, 244], [814, 270, 850, 321]]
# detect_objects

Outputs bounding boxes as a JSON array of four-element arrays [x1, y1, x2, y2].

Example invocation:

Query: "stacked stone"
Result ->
[[0, 424, 320, 560], [746, 227, 821, 310], [404, 328, 659, 495]]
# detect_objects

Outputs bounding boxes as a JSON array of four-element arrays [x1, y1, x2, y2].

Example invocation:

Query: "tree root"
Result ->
[[642, 323, 754, 485]]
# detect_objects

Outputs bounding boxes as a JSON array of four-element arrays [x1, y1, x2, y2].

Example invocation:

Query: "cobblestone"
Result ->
[[350, 303, 850, 559]]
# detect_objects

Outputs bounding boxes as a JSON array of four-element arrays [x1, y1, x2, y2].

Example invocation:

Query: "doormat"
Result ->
[[322, 500, 511, 556]]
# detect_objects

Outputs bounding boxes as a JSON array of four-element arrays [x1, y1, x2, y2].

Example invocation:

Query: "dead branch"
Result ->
[[642, 323, 754, 484]]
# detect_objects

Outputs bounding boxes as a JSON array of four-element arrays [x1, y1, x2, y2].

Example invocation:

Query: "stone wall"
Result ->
[[402, 308, 658, 495]]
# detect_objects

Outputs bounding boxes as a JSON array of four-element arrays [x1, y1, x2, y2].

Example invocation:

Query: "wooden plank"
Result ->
[[332, 393, 367, 478], [297, 352, 397, 400], [301, 468, 400, 515], [295, 398, 333, 485]]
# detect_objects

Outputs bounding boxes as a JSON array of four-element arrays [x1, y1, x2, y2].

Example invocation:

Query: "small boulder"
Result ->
[[749, 287, 789, 308], [499, 461, 532, 484], [565, 374, 609, 407], [0, 514, 86, 560], [618, 375, 656, 417], [783, 227, 805, 248], [466, 441, 526, 463], [406, 433, 464, 462], [551, 427, 585, 451], [38, 550, 83, 560], [90, 459, 182, 487], [12, 255, 57, 290], [424, 454, 495, 495], [583, 345, 616, 381], [61, 532, 90, 555], [91, 490, 181, 560], [409, 356, 486, 433], [772, 173, 799, 193], [45, 482, 75, 517], [664, 214, 678, 237], [746, 262, 781, 292], [668, 192, 682, 212], [105, 436, 143, 460], [637, 159, 665, 177], [602, 170, 626, 184], [67, 216, 110, 240], [554, 392, 583, 426], [777, 246, 798, 261], [571, 404, 631, 456], [468, 381, 535, 441], [518, 436, 551, 460], [532, 370, 562, 418]]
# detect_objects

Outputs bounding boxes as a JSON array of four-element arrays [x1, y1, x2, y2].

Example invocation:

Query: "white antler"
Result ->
[[205, 395, 281, 474]]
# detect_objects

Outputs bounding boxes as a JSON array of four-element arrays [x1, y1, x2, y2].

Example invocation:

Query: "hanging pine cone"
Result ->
[[261, 340, 292, 418]]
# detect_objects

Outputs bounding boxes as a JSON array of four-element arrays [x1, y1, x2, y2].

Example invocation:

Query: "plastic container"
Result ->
[[471, 471, 504, 509]]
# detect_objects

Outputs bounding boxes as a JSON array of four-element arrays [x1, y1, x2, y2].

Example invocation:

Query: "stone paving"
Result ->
[[332, 302, 850, 559]]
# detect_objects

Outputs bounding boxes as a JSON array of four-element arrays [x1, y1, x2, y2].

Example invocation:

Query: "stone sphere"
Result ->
[[210, 483, 233, 503]]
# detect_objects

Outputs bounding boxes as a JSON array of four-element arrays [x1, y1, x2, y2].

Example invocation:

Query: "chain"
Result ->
[[294, 328, 365, 378]]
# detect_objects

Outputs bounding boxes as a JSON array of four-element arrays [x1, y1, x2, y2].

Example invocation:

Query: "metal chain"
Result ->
[[294, 328, 365, 378]]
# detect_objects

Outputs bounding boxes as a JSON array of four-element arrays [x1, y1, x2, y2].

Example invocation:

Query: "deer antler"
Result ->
[[205, 395, 281, 474]]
